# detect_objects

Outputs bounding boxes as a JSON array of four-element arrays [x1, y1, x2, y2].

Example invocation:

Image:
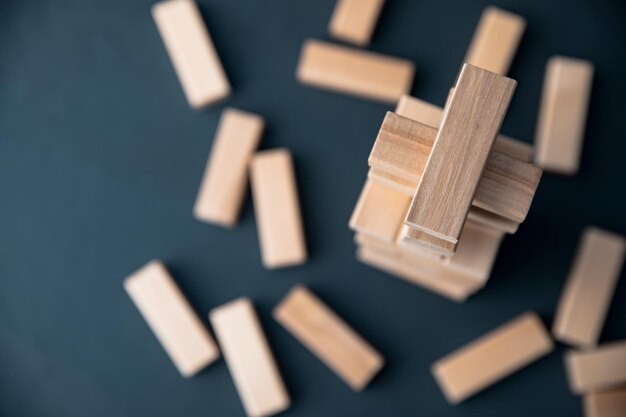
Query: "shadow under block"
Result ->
[[124, 260, 220, 377], [273, 286, 384, 391], [553, 227, 626, 348], [328, 0, 385, 46], [296, 39, 414, 103], [464, 7, 526, 75], [194, 109, 264, 226], [431, 312, 554, 404], [210, 298, 290, 417], [565, 341, 626, 395], [250, 149, 307, 269], [152, 0, 230, 108], [584, 388, 626, 417], [534, 56, 594, 174]]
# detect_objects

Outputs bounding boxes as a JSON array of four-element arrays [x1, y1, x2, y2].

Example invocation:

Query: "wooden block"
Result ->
[[553, 227, 626, 347], [152, 0, 230, 108], [194, 109, 264, 226], [464, 7, 526, 75], [565, 341, 626, 394], [535, 56, 594, 174], [367, 167, 415, 196], [432, 312, 554, 404], [328, 0, 385, 46], [273, 286, 384, 390], [124, 260, 219, 377], [250, 149, 307, 269], [209, 298, 290, 417], [584, 388, 626, 417], [296, 39, 415, 103], [399, 225, 457, 256], [493, 135, 534, 162]]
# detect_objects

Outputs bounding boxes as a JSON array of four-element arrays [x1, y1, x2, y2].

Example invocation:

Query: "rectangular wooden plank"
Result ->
[[553, 227, 626, 347], [124, 260, 220, 377], [250, 149, 307, 269], [296, 39, 414, 103], [152, 0, 230, 108], [534, 56, 594, 174], [584, 388, 626, 417], [210, 298, 290, 417], [432, 312, 553, 404], [273, 286, 384, 390], [328, 0, 385, 46], [565, 341, 626, 394], [194, 108, 264, 226]]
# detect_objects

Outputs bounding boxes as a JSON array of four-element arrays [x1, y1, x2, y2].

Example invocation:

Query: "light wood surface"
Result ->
[[432, 312, 553, 404], [328, 0, 385, 46], [194, 108, 264, 226], [210, 298, 290, 417], [367, 167, 416, 196], [494, 135, 534, 162], [534, 56, 594, 174], [124, 260, 220, 377], [467, 207, 519, 234], [400, 225, 457, 256], [152, 0, 230, 108], [565, 341, 626, 395], [250, 149, 307, 269], [584, 388, 626, 417], [296, 39, 415, 103], [274, 286, 384, 391]]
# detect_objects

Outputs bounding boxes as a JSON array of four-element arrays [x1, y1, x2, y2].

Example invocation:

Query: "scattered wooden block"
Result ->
[[565, 341, 626, 395], [210, 298, 290, 417], [553, 227, 626, 348], [124, 260, 219, 377], [194, 108, 264, 226], [328, 0, 386, 46], [274, 286, 384, 390], [584, 388, 626, 417], [464, 7, 526, 75], [296, 39, 415, 103], [250, 149, 307, 269], [432, 312, 554, 404], [534, 56, 594, 174], [152, 0, 230, 108]]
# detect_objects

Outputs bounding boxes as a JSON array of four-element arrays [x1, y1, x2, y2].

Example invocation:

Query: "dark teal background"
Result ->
[[1, 0, 625, 416]]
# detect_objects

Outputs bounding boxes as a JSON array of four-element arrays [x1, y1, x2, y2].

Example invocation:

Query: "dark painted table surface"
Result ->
[[1, 0, 625, 416]]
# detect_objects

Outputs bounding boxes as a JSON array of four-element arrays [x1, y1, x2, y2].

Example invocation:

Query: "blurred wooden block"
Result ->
[[553, 227, 626, 347], [535, 56, 594, 174], [328, 0, 385, 46], [274, 286, 384, 390], [296, 39, 414, 103], [367, 168, 415, 196], [210, 298, 290, 417], [464, 7, 526, 75], [124, 260, 219, 377], [152, 0, 230, 108], [565, 341, 626, 394], [194, 109, 264, 226], [584, 388, 626, 417], [432, 312, 553, 404], [467, 208, 518, 234], [250, 149, 307, 269]]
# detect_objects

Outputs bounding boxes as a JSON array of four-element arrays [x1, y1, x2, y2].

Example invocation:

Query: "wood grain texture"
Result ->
[[432, 312, 553, 404], [124, 260, 219, 377], [328, 0, 385, 46], [250, 149, 307, 269], [194, 108, 264, 226], [584, 388, 626, 417], [534, 56, 594, 174], [553, 227, 626, 348], [565, 341, 626, 395], [296, 39, 414, 103], [210, 298, 290, 417], [274, 286, 384, 391], [152, 0, 230, 108]]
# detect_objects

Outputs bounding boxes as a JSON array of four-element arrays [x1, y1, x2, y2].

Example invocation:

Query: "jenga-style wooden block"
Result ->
[[194, 109, 264, 226], [124, 260, 219, 377], [464, 7, 526, 75], [400, 225, 458, 255], [328, 0, 386, 46], [152, 0, 230, 108], [274, 286, 384, 390], [565, 341, 626, 395], [296, 39, 415, 103], [553, 227, 626, 348], [432, 312, 553, 404], [494, 135, 534, 162], [584, 388, 626, 417], [250, 149, 307, 269], [467, 208, 519, 234], [367, 168, 415, 196], [210, 298, 290, 417], [535, 56, 594, 174]]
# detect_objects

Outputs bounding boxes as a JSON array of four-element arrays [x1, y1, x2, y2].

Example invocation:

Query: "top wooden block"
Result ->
[[328, 0, 386, 46]]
